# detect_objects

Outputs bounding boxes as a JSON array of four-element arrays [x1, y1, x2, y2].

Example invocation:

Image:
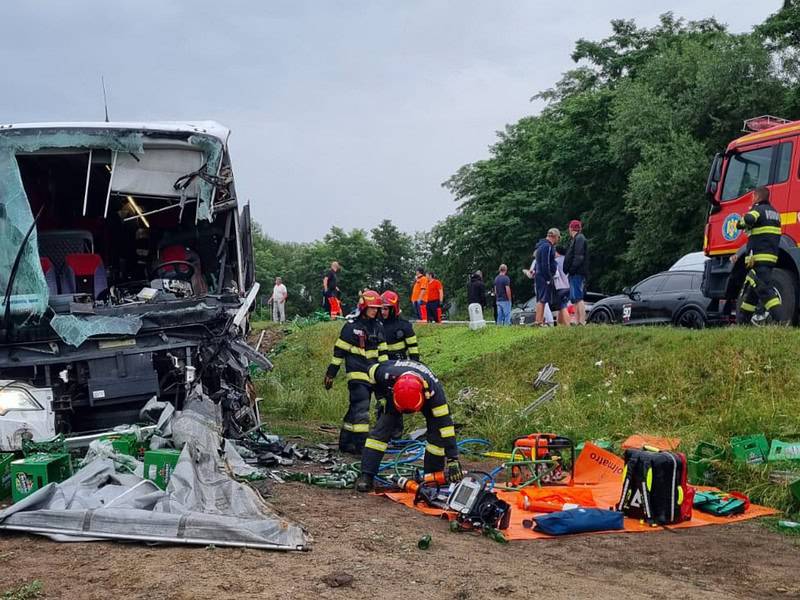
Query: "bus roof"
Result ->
[[0, 121, 230, 146]]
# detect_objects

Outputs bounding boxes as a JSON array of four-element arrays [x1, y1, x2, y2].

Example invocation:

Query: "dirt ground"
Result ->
[[1, 481, 799, 600]]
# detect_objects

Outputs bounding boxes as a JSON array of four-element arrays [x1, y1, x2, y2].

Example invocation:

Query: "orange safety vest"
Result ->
[[427, 278, 443, 302], [411, 275, 428, 303]]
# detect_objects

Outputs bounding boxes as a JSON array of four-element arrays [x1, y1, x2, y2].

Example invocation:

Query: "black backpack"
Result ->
[[616, 449, 694, 525]]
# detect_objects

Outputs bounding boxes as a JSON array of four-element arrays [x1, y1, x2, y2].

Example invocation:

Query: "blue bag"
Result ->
[[533, 508, 624, 536]]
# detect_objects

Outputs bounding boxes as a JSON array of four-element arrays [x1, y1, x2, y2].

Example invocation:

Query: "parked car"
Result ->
[[587, 270, 718, 328], [669, 251, 708, 272], [510, 291, 605, 325]]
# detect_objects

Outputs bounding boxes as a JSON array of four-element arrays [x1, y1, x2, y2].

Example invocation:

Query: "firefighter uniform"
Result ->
[[326, 314, 388, 453], [736, 197, 782, 323], [361, 360, 458, 477], [376, 313, 420, 431], [382, 316, 420, 361], [375, 291, 420, 434]]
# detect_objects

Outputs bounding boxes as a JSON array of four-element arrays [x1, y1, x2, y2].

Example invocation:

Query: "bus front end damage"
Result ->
[[0, 122, 266, 451]]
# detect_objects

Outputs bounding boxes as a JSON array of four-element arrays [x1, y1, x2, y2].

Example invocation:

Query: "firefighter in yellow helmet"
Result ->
[[324, 289, 388, 454]]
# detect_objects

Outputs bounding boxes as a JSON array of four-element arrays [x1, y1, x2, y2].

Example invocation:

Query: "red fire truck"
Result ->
[[703, 116, 800, 323]]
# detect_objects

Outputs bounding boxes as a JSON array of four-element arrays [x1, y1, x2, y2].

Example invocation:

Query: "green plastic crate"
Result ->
[[688, 441, 725, 484], [101, 433, 141, 458], [790, 478, 800, 503], [11, 453, 73, 503], [768, 440, 800, 462], [730, 434, 769, 464], [1, 453, 14, 500], [143, 449, 181, 490]]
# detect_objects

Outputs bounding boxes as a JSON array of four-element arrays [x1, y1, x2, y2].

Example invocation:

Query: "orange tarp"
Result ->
[[382, 443, 777, 540]]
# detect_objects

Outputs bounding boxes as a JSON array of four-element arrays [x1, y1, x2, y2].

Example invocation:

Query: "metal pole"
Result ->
[[82, 149, 92, 216], [122, 199, 197, 222], [103, 150, 117, 218]]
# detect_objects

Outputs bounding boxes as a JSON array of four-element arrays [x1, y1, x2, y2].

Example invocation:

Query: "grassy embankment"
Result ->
[[256, 321, 800, 514]]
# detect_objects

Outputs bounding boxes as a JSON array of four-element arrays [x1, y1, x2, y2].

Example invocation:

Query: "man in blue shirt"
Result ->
[[493, 264, 512, 325], [534, 228, 559, 326]]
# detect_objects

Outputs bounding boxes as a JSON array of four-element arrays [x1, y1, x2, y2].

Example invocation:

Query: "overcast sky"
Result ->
[[0, 1, 781, 242]]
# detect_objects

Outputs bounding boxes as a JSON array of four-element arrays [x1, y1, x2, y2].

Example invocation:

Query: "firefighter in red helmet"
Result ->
[[374, 290, 420, 436], [324, 289, 388, 454], [356, 360, 462, 492], [380, 290, 420, 361]]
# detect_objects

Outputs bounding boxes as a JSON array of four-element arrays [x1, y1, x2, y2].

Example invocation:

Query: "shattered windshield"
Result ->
[[0, 127, 227, 342]]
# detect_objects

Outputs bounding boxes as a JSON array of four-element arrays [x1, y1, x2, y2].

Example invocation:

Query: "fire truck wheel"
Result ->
[[770, 268, 796, 325]]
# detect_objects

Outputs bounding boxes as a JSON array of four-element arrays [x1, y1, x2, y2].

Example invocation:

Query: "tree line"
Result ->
[[253, 220, 430, 316], [254, 5, 800, 316]]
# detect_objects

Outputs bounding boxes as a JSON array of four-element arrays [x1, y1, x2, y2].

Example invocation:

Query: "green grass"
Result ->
[[2, 581, 43, 600], [249, 320, 271, 331], [257, 322, 800, 515], [761, 516, 800, 543]]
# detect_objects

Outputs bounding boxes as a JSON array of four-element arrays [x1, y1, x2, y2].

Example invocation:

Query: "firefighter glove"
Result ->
[[323, 375, 334, 390], [446, 460, 464, 483]]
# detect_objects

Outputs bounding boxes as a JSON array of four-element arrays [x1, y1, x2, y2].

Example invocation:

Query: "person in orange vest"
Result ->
[[410, 268, 428, 321], [322, 261, 342, 317], [426, 271, 444, 323]]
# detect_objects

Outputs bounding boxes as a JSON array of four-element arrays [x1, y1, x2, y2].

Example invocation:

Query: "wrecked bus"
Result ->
[[0, 122, 266, 451]]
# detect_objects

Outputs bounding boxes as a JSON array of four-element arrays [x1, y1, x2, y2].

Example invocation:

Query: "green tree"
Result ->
[[371, 219, 414, 290], [439, 12, 800, 294]]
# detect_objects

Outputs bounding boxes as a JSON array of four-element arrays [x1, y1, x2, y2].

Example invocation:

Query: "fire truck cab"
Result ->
[[703, 116, 800, 323]]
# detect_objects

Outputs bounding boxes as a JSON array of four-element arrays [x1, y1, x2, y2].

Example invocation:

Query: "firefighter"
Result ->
[[356, 359, 462, 492], [380, 290, 420, 361], [375, 290, 420, 436], [324, 289, 388, 454], [731, 186, 782, 325]]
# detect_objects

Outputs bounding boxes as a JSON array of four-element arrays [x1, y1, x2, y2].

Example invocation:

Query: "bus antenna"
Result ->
[[101, 76, 110, 122]]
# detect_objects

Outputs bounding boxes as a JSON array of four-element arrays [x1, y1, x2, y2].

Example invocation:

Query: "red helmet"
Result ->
[[381, 290, 400, 316], [358, 289, 383, 311], [393, 372, 425, 413]]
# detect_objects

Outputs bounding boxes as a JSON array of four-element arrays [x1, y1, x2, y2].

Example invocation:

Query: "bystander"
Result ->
[[268, 276, 288, 323]]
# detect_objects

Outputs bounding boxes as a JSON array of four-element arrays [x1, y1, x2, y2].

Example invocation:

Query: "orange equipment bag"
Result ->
[[517, 487, 598, 513]]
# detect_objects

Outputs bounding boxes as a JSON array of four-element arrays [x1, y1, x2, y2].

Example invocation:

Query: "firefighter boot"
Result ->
[[355, 474, 374, 493]]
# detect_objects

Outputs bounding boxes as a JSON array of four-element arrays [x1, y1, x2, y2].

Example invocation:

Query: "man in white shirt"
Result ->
[[269, 276, 288, 323]]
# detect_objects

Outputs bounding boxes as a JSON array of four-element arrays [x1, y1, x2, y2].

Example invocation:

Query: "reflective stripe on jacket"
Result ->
[[326, 316, 387, 380]]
